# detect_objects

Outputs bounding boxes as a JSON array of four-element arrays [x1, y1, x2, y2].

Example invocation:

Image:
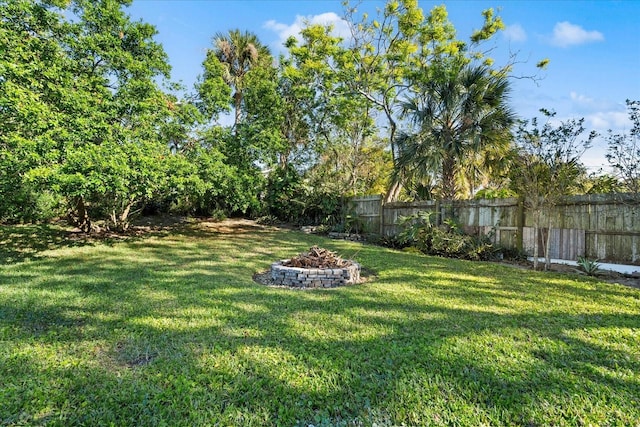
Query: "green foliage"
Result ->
[[255, 214, 279, 225], [396, 61, 516, 200], [56, 138, 170, 231], [398, 211, 496, 260], [204, 29, 272, 128], [263, 165, 344, 225], [341, 0, 536, 201], [302, 189, 344, 226], [210, 209, 227, 222], [263, 164, 305, 222], [576, 256, 601, 276], [510, 110, 597, 270], [165, 141, 261, 217], [579, 173, 625, 195], [0, 0, 173, 231], [398, 210, 437, 245], [195, 52, 232, 120], [500, 246, 529, 262], [474, 188, 517, 199]]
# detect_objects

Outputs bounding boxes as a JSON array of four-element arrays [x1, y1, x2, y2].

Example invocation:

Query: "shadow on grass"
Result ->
[[1, 222, 639, 426], [0, 224, 92, 264]]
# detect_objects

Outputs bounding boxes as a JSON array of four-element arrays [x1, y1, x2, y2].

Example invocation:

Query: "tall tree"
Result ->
[[0, 0, 69, 221], [209, 29, 271, 129], [342, 1, 509, 201], [0, 0, 173, 231], [282, 23, 387, 196], [395, 61, 516, 201]]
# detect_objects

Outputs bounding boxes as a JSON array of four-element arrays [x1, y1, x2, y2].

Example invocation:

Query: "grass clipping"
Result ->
[[282, 246, 351, 269]]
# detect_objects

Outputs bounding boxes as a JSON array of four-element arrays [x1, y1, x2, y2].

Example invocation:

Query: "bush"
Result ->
[[501, 247, 529, 262], [577, 256, 601, 276], [397, 211, 498, 261], [367, 233, 410, 250], [210, 209, 226, 222], [263, 165, 344, 226], [256, 215, 279, 225]]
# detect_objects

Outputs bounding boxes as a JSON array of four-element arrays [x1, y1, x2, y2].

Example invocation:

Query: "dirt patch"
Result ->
[[195, 218, 270, 234], [65, 217, 272, 242], [64, 215, 190, 242]]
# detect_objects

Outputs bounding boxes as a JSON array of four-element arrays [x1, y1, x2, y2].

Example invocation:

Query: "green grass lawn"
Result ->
[[1, 219, 639, 426]]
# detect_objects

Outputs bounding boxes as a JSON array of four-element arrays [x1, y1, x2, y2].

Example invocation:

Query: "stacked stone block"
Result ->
[[270, 261, 361, 288]]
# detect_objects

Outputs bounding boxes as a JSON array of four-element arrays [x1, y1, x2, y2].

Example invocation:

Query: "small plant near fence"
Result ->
[[576, 256, 601, 276]]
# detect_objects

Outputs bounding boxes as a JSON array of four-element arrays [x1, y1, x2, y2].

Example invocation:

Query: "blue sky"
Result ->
[[127, 0, 640, 171]]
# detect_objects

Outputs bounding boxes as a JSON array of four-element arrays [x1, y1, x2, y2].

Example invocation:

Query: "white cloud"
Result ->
[[550, 21, 604, 47], [263, 12, 351, 51], [569, 91, 617, 113], [503, 24, 527, 42], [567, 93, 632, 131], [570, 91, 594, 105], [585, 111, 630, 131]]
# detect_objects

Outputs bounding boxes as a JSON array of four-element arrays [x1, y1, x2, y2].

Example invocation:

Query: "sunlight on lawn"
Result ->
[[1, 221, 638, 426]]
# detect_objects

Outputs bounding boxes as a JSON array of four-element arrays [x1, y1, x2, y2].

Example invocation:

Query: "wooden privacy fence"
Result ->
[[350, 194, 640, 265]]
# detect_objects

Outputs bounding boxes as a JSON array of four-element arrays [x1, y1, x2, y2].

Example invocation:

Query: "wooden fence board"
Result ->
[[350, 194, 639, 264]]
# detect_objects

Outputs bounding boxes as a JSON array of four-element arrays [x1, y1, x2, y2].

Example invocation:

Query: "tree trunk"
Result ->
[[233, 91, 242, 132], [110, 199, 135, 232], [388, 112, 397, 163], [544, 211, 552, 271], [441, 155, 457, 201], [71, 196, 91, 233], [532, 210, 539, 270], [384, 180, 403, 203], [383, 104, 401, 203]]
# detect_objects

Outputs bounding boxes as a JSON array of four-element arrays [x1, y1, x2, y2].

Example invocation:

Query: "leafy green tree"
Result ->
[[510, 110, 596, 270], [282, 25, 353, 151], [194, 30, 274, 217], [0, 0, 71, 222], [0, 0, 173, 231], [239, 62, 295, 168], [164, 141, 259, 216], [342, 1, 509, 201], [196, 50, 232, 122], [578, 173, 625, 194], [395, 61, 516, 201], [282, 24, 389, 195], [161, 96, 206, 154], [306, 133, 392, 198], [61, 0, 172, 231]]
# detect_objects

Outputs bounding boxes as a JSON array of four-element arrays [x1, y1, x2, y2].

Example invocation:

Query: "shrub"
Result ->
[[263, 165, 344, 226], [397, 211, 498, 261], [256, 215, 279, 225], [577, 256, 601, 276], [210, 209, 227, 222], [367, 234, 409, 250], [501, 247, 529, 262]]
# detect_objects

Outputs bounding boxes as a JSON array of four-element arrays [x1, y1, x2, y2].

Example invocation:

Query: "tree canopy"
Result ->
[[0, 0, 622, 232]]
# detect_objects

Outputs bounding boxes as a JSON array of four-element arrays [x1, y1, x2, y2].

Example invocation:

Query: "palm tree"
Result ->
[[395, 62, 516, 201], [211, 29, 271, 128]]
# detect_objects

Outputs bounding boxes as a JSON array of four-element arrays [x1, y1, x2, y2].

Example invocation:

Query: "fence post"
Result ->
[[379, 194, 384, 235], [516, 197, 525, 252]]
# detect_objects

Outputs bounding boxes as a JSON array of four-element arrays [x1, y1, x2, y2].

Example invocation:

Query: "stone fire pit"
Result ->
[[270, 246, 361, 288]]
